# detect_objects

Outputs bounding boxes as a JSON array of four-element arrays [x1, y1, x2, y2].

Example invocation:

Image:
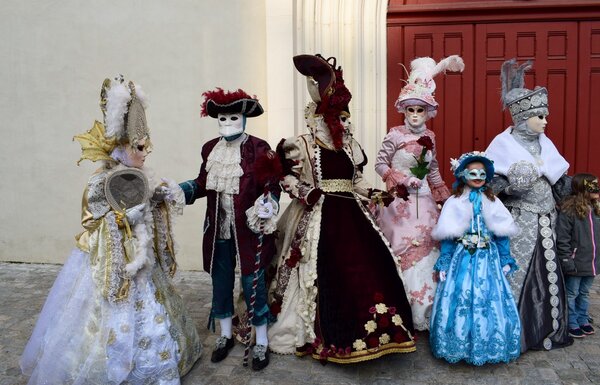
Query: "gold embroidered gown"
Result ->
[[20, 166, 202, 385]]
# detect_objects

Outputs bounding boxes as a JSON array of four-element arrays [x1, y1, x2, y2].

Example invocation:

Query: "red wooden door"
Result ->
[[388, 24, 474, 182], [474, 22, 579, 163], [388, 1, 600, 183], [577, 22, 600, 177]]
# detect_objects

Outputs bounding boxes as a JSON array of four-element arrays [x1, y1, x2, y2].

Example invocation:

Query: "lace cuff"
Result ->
[[162, 178, 185, 216], [431, 184, 451, 202], [500, 254, 518, 274], [434, 239, 455, 272], [246, 193, 279, 235]]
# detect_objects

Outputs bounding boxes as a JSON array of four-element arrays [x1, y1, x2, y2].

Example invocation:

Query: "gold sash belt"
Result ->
[[320, 179, 353, 193]]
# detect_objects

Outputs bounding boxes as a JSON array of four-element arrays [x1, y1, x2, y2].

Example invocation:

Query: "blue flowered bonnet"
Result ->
[[450, 151, 495, 188]]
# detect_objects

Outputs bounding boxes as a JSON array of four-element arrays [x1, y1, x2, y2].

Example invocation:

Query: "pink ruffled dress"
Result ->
[[374, 125, 450, 330]]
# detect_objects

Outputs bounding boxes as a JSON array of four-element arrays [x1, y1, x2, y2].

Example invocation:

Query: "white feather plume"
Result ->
[[104, 81, 132, 139], [432, 55, 465, 77]]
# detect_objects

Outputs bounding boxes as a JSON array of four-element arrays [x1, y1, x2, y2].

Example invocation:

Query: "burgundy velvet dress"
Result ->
[[311, 147, 415, 362]]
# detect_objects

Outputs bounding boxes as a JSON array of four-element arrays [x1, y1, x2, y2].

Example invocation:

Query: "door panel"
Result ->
[[388, 25, 474, 182], [388, 17, 599, 183]]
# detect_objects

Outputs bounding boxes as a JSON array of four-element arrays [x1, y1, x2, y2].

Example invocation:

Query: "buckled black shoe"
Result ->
[[210, 336, 234, 363], [252, 344, 270, 371]]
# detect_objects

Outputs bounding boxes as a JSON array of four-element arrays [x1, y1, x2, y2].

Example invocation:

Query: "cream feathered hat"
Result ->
[[395, 55, 464, 118]]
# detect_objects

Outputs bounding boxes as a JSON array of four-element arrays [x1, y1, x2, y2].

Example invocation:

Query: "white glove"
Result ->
[[151, 185, 169, 203], [125, 203, 146, 224], [257, 200, 275, 219], [502, 264, 511, 275], [407, 177, 422, 189], [439, 271, 447, 282]]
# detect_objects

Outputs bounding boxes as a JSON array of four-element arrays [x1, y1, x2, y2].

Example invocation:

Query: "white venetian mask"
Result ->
[[218, 113, 245, 139], [405, 105, 427, 129], [526, 114, 548, 134]]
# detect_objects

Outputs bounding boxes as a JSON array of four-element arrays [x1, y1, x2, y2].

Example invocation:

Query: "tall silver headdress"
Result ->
[[500, 59, 548, 124]]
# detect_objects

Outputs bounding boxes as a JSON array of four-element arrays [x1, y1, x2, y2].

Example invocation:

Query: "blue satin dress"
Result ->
[[430, 190, 521, 365]]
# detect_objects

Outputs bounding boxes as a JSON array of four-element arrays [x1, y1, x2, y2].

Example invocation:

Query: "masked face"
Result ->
[[405, 105, 427, 129], [340, 113, 351, 133], [464, 162, 486, 189], [123, 137, 149, 168], [526, 114, 548, 134], [218, 113, 244, 139]]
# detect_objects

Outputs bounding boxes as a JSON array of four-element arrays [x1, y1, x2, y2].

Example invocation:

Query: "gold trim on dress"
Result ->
[[320, 178, 353, 193], [295, 341, 416, 364]]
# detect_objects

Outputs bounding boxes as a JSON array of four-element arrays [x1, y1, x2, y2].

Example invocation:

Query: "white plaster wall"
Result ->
[[0, 0, 268, 269], [0, 0, 388, 270]]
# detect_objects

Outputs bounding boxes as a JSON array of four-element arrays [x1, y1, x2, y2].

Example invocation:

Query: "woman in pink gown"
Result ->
[[374, 56, 463, 330]]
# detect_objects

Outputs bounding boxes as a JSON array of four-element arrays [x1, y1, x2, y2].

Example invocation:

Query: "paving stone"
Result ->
[[3, 262, 600, 385]]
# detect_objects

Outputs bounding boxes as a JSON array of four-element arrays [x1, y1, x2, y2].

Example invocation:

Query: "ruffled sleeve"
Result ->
[[375, 130, 409, 192], [279, 135, 317, 205], [426, 131, 450, 202]]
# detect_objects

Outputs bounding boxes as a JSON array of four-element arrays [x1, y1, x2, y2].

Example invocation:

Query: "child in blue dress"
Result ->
[[430, 151, 521, 365]]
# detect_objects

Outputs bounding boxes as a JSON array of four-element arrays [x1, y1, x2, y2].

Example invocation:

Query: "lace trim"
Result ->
[[246, 194, 279, 235], [296, 200, 322, 341], [153, 206, 177, 277], [88, 172, 110, 219], [104, 211, 129, 303], [206, 139, 243, 194], [314, 144, 323, 188], [321, 179, 353, 193]]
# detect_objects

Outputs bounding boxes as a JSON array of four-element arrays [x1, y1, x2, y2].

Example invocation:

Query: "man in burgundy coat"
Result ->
[[179, 88, 280, 371]]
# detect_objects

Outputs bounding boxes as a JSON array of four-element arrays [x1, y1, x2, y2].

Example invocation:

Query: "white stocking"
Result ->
[[255, 324, 268, 347], [219, 317, 232, 339]]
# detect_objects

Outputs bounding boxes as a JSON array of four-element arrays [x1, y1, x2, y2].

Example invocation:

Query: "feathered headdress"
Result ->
[[74, 75, 149, 164], [200, 88, 263, 118], [395, 55, 464, 118], [500, 58, 548, 123]]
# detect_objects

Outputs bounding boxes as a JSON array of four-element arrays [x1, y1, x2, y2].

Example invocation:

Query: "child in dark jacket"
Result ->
[[557, 173, 600, 338]]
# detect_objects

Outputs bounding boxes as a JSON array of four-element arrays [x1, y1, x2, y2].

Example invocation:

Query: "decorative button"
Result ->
[[546, 260, 557, 272], [548, 272, 558, 283], [550, 295, 559, 307], [543, 338, 552, 350], [542, 238, 554, 250], [544, 249, 556, 260], [539, 216, 551, 227], [541, 227, 553, 238], [549, 284, 559, 296]]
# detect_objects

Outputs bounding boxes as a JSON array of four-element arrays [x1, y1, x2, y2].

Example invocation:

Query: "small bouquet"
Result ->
[[409, 135, 434, 217]]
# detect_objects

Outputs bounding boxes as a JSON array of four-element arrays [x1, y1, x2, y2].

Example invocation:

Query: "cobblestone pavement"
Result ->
[[2, 261, 600, 385]]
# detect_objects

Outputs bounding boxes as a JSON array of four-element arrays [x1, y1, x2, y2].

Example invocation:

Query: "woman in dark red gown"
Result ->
[[267, 54, 416, 363]]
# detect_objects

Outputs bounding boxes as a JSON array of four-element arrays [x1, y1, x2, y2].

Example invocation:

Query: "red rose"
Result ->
[[286, 247, 302, 267], [393, 332, 407, 343], [367, 336, 379, 348], [394, 184, 410, 201], [378, 316, 390, 328], [388, 306, 396, 315], [270, 301, 282, 316], [417, 135, 434, 151]]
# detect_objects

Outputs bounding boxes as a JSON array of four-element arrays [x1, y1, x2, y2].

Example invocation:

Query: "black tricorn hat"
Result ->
[[201, 88, 264, 118]]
